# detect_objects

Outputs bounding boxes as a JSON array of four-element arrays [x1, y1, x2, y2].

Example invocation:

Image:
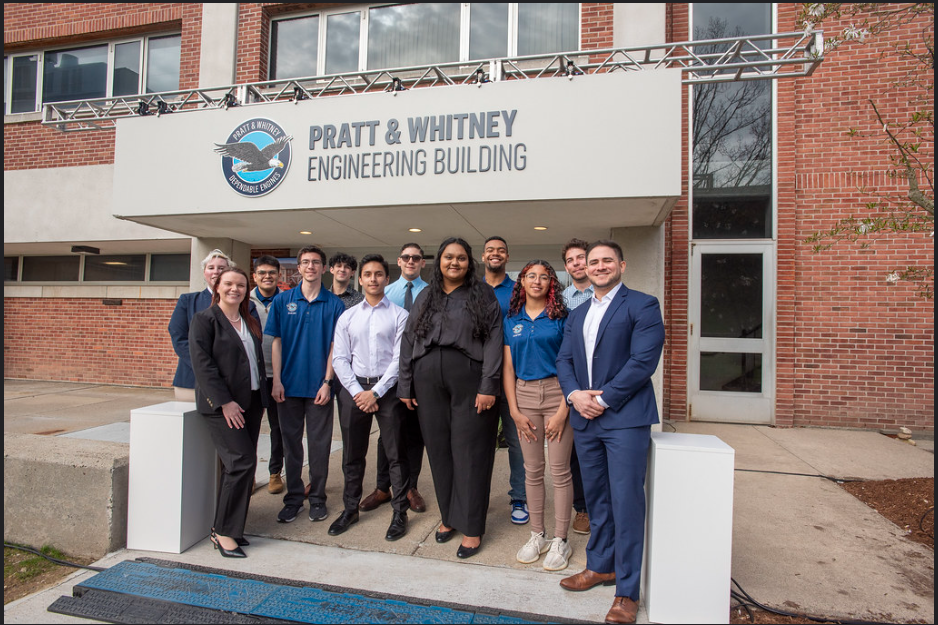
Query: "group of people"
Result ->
[[169, 235, 664, 625]]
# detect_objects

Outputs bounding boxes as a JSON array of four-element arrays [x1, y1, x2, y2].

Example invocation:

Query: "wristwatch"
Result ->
[[372, 390, 380, 400]]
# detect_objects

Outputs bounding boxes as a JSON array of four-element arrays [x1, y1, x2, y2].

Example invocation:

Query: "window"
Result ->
[[7, 253, 189, 283], [149, 253, 190, 282], [691, 3, 773, 239], [21, 256, 80, 282], [83, 255, 146, 282], [269, 4, 580, 78], [4, 34, 181, 115]]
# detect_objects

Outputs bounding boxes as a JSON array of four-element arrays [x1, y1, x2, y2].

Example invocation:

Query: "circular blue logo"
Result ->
[[214, 118, 292, 197]]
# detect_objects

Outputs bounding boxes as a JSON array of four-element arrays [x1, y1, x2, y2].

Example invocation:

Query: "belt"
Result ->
[[356, 376, 381, 386]]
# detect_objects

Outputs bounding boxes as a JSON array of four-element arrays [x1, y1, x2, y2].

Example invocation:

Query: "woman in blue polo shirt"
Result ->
[[503, 260, 573, 571]]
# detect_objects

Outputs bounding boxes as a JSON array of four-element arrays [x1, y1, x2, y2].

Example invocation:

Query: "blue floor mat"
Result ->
[[48, 559, 565, 624]]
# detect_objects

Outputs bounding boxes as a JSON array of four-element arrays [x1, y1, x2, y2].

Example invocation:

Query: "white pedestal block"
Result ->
[[644, 432, 735, 624], [127, 402, 217, 553]]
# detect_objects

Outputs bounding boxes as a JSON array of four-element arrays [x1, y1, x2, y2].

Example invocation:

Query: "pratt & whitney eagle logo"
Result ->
[[215, 118, 292, 197]]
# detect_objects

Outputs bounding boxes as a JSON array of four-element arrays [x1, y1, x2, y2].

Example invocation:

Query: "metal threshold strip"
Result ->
[[42, 31, 823, 132]]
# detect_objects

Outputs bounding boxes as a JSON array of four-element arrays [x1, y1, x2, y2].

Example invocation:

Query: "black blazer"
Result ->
[[189, 305, 268, 415]]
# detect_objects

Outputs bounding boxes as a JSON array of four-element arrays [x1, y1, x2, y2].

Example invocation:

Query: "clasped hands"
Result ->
[[569, 389, 605, 419]]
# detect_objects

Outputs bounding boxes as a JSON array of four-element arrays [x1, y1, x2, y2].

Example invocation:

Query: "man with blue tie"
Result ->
[[555, 240, 665, 625]]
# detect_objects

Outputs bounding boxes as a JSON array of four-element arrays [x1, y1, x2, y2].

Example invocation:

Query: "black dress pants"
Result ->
[[375, 410, 424, 493], [338, 382, 408, 513], [202, 390, 263, 538], [413, 347, 498, 537]]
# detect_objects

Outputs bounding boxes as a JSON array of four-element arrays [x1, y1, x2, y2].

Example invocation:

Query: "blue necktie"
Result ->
[[404, 281, 413, 311]]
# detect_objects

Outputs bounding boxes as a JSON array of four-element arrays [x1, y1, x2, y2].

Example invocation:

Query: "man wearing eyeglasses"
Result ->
[[360, 243, 429, 515], [250, 255, 286, 495], [265, 246, 346, 525]]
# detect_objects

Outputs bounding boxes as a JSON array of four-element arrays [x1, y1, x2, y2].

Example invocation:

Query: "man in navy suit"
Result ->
[[555, 240, 665, 625]]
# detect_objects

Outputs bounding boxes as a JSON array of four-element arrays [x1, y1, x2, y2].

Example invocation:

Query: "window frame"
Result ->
[[3, 31, 181, 116], [268, 3, 581, 79], [4, 253, 191, 285]]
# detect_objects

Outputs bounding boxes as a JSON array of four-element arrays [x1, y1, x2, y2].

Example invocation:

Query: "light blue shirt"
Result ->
[[563, 283, 594, 311], [385, 276, 428, 309], [332, 296, 408, 398]]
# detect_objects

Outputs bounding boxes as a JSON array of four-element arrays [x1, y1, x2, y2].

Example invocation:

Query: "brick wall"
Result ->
[[3, 2, 200, 171], [784, 4, 934, 430], [3, 298, 178, 388]]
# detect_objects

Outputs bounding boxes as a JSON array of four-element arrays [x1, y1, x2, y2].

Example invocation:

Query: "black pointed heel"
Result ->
[[210, 529, 247, 558]]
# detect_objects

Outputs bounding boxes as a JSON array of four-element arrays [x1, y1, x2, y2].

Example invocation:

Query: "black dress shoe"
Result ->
[[210, 531, 246, 558], [435, 527, 456, 543], [456, 538, 482, 559], [328, 509, 360, 536], [385, 511, 408, 541], [236, 537, 250, 546]]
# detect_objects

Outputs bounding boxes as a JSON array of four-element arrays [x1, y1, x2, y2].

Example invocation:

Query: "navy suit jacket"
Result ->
[[169, 289, 259, 388], [556, 284, 665, 431], [168, 289, 213, 388]]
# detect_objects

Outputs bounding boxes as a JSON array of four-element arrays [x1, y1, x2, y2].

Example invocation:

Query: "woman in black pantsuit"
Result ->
[[398, 237, 503, 559], [189, 267, 266, 558]]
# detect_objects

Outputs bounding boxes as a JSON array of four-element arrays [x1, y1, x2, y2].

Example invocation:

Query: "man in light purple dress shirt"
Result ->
[[330, 254, 411, 541]]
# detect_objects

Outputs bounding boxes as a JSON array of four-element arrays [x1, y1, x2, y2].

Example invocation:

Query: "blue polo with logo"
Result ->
[[264, 285, 345, 398], [503, 309, 566, 381], [485, 275, 515, 319]]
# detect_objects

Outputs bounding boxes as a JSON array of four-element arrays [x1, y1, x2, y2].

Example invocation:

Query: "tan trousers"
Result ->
[[515, 377, 573, 538]]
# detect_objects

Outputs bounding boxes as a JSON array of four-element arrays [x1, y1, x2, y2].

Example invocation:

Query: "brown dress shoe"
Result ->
[[572, 511, 591, 534], [559, 568, 616, 592], [406, 488, 427, 513], [605, 596, 638, 624], [359, 488, 391, 511]]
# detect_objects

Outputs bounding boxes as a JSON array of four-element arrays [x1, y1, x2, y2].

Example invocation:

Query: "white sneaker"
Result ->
[[543, 537, 572, 571], [516, 531, 549, 563]]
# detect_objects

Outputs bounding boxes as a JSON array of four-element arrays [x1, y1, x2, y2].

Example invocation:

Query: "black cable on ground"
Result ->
[[920, 506, 934, 538], [3, 542, 107, 572], [735, 468, 865, 483], [731, 578, 906, 625]]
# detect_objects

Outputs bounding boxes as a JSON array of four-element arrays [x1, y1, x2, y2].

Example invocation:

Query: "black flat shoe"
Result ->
[[456, 538, 482, 559], [435, 527, 456, 543], [210, 531, 246, 558], [385, 511, 408, 542], [328, 509, 360, 536]]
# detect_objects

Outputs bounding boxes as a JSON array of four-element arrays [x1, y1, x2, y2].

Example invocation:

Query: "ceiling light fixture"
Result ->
[[408, 228, 422, 233], [300, 231, 312, 235], [534, 226, 548, 231]]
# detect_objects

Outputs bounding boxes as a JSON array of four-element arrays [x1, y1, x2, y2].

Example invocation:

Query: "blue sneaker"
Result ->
[[510, 500, 529, 525]]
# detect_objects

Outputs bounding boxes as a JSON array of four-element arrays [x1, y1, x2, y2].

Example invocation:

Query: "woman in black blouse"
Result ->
[[398, 237, 503, 558]]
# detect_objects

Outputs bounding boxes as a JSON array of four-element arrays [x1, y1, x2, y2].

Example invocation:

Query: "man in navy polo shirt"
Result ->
[[481, 235, 528, 525], [266, 245, 346, 524]]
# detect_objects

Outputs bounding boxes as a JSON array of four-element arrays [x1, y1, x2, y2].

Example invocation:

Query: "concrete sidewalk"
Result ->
[[3, 380, 934, 623]]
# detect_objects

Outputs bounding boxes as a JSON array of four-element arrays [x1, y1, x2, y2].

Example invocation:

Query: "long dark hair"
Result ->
[[413, 237, 492, 341], [508, 260, 568, 320], [212, 267, 262, 339]]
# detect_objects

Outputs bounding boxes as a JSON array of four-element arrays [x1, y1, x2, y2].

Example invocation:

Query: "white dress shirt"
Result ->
[[578, 282, 622, 409], [332, 296, 409, 398]]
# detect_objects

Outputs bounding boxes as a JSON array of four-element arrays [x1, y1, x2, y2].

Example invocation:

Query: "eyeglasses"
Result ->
[[254, 270, 278, 277], [299, 259, 323, 267], [524, 274, 552, 282], [399, 254, 422, 262]]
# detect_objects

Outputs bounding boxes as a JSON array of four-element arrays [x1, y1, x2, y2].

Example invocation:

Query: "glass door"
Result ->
[[689, 242, 774, 423]]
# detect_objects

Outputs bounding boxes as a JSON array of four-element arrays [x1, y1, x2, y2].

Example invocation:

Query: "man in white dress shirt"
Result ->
[[331, 254, 411, 541]]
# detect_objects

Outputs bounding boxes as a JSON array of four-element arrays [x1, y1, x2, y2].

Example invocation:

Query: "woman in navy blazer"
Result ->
[[189, 267, 267, 558], [168, 249, 232, 400]]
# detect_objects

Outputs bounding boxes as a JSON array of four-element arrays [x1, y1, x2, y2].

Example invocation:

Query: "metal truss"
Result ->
[[42, 31, 823, 132]]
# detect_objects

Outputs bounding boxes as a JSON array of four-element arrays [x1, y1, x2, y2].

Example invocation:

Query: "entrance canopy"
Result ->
[[112, 70, 681, 248]]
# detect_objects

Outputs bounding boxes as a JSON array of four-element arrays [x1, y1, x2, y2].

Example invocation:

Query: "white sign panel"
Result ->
[[113, 69, 681, 217]]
